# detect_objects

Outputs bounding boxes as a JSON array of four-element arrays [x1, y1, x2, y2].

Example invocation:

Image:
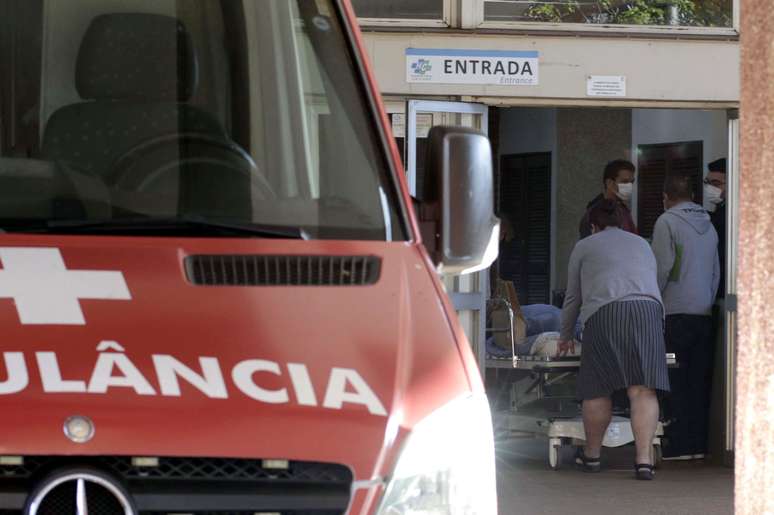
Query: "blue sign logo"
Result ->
[[411, 58, 432, 75]]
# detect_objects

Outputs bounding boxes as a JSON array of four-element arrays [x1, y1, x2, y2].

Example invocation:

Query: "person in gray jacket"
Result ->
[[651, 174, 720, 461], [558, 199, 669, 480]]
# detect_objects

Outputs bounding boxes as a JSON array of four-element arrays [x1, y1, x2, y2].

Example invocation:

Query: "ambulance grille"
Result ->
[[185, 255, 381, 286], [0, 456, 352, 483], [0, 457, 353, 514], [145, 512, 340, 515]]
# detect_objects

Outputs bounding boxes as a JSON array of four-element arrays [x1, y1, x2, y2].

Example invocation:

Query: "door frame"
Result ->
[[723, 108, 739, 465], [406, 99, 490, 376], [407, 100, 489, 195]]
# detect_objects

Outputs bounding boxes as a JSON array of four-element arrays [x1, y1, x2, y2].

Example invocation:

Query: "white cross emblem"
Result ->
[[0, 248, 131, 325]]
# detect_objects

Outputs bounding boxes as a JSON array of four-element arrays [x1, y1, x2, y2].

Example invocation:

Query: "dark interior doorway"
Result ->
[[637, 140, 704, 239], [497, 152, 551, 305]]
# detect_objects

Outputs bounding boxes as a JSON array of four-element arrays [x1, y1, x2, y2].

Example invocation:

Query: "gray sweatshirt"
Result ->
[[651, 201, 720, 316], [560, 227, 663, 341]]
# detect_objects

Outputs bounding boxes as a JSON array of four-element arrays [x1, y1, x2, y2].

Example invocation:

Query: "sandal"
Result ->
[[635, 463, 655, 481], [575, 448, 601, 473]]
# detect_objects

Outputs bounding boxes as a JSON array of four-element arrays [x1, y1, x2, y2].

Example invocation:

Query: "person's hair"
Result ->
[[664, 174, 693, 201], [602, 159, 635, 186], [588, 199, 622, 231], [708, 158, 727, 174]]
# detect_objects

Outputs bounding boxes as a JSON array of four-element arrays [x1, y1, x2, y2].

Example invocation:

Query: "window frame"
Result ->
[[469, 0, 740, 37], [354, 0, 452, 28]]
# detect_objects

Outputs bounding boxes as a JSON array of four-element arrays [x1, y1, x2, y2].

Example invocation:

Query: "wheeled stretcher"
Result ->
[[486, 298, 676, 470]]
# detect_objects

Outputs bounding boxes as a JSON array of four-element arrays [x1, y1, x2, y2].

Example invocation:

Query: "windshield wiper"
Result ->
[[36, 216, 308, 239]]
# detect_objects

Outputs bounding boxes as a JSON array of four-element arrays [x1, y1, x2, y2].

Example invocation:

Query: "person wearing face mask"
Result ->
[[579, 159, 638, 240], [704, 158, 727, 298], [558, 199, 668, 480], [651, 174, 720, 461]]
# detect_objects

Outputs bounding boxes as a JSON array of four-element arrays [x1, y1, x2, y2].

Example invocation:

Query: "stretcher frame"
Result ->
[[486, 298, 676, 470]]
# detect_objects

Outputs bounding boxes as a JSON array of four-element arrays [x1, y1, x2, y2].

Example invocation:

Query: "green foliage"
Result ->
[[525, 1, 579, 22], [684, 0, 732, 27], [523, 0, 731, 27]]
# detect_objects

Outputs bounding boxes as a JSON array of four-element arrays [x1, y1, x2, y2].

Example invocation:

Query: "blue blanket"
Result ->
[[486, 304, 582, 357], [522, 304, 582, 340]]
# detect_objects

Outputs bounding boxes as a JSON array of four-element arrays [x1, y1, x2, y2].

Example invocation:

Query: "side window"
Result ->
[[0, 0, 44, 157], [352, 0, 444, 20], [175, 1, 232, 135], [482, 0, 733, 28], [296, 36, 331, 199], [352, 0, 448, 27], [221, 0, 251, 151]]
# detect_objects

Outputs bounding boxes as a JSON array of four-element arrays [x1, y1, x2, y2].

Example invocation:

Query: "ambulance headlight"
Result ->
[[376, 393, 497, 515]]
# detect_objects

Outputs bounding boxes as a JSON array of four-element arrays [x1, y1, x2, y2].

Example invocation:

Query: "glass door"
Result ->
[[406, 100, 491, 375]]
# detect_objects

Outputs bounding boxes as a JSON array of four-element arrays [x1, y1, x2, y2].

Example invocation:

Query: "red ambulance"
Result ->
[[0, 1, 499, 514]]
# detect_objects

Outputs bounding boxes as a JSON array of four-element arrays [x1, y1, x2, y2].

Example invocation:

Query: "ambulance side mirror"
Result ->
[[420, 126, 499, 275]]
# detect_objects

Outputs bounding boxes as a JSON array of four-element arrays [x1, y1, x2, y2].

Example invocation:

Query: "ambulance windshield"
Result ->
[[0, 0, 405, 240]]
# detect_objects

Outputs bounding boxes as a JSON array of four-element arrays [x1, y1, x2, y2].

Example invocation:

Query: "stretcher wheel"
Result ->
[[653, 444, 663, 469], [549, 442, 562, 470]]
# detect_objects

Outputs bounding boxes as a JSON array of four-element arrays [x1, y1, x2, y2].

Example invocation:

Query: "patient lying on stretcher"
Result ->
[[486, 303, 583, 358]]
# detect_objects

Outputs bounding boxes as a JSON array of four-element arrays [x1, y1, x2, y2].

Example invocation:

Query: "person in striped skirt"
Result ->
[[558, 199, 670, 480]]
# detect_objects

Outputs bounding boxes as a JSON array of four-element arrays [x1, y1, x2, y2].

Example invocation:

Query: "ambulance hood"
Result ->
[[0, 236, 471, 479]]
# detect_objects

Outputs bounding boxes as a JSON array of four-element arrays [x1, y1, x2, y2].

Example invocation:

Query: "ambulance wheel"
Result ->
[[549, 443, 562, 470], [653, 444, 663, 469]]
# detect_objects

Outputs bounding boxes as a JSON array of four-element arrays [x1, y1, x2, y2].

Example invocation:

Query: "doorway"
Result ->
[[637, 140, 704, 239], [498, 152, 552, 305]]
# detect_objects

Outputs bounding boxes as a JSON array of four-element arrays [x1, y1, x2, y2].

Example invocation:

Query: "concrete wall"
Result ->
[[555, 108, 632, 289], [737, 0, 774, 510], [499, 108, 556, 155], [363, 32, 740, 103]]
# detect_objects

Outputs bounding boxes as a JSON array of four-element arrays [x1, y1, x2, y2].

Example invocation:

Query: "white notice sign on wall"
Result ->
[[391, 113, 433, 138], [587, 76, 627, 97], [406, 48, 539, 86], [391, 114, 406, 138]]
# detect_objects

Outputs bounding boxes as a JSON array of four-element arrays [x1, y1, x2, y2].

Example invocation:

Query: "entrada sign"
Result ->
[[406, 48, 539, 86]]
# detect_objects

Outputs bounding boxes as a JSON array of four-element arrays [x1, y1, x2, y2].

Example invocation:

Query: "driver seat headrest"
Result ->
[[76, 13, 198, 102]]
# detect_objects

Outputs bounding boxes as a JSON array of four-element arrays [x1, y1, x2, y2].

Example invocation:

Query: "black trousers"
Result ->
[[663, 314, 714, 456]]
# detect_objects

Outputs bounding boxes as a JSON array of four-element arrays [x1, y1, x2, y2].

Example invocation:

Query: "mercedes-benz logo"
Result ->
[[25, 470, 135, 515]]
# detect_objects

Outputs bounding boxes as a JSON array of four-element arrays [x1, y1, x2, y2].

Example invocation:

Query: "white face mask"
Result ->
[[616, 182, 633, 203], [704, 184, 723, 211]]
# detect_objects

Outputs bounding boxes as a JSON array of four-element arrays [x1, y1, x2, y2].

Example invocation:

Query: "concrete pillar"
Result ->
[[736, 0, 774, 512], [555, 108, 631, 289]]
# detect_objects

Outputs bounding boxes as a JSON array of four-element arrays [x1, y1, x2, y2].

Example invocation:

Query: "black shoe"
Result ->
[[575, 448, 601, 473], [635, 463, 655, 480]]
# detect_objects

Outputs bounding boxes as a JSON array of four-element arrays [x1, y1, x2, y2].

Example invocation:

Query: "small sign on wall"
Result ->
[[587, 75, 627, 97], [391, 113, 433, 138]]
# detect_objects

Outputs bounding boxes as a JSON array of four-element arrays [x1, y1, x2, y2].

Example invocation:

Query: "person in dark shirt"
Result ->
[[579, 159, 638, 239], [705, 158, 727, 298]]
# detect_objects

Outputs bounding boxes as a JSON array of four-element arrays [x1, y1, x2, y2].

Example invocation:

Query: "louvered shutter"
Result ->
[[498, 153, 551, 305], [637, 141, 703, 239]]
